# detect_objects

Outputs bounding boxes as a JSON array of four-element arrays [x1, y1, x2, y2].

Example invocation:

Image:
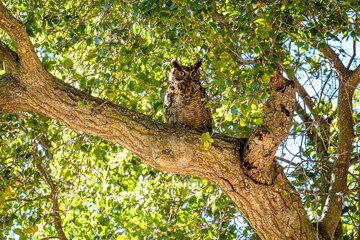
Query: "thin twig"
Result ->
[[346, 39, 356, 70]]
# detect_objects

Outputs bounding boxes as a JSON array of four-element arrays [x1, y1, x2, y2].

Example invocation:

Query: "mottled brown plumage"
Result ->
[[164, 59, 212, 132]]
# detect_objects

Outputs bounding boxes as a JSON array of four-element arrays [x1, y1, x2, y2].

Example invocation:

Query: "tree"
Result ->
[[0, 0, 359, 239]]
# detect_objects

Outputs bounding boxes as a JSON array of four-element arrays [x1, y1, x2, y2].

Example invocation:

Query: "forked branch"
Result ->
[[313, 42, 350, 79], [0, 1, 43, 72]]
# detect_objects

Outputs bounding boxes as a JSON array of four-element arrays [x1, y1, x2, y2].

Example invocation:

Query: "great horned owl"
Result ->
[[164, 59, 212, 132]]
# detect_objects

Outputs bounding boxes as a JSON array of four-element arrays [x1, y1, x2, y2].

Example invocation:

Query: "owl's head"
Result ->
[[170, 58, 202, 83]]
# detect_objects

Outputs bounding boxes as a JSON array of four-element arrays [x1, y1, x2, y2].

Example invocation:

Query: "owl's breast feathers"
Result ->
[[164, 80, 212, 132]]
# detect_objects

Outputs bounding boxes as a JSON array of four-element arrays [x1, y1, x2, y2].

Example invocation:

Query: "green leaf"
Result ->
[[254, 18, 265, 25], [14, 228, 23, 235], [86, 38, 93, 46], [134, 24, 141, 34], [97, 216, 110, 226], [0, 193, 5, 206], [253, 118, 263, 125], [230, 105, 237, 115], [318, 42, 326, 49], [287, 69, 295, 77], [94, 36, 101, 44], [63, 58, 74, 68]]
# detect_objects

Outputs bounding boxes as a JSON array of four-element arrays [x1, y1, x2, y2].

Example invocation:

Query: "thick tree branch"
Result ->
[[311, 38, 358, 239], [313, 42, 350, 79], [243, 76, 296, 184], [0, 70, 321, 238], [309, 17, 359, 90], [347, 64, 360, 89], [308, 35, 356, 238], [0, 1, 43, 72], [318, 77, 355, 238], [0, 73, 242, 180]]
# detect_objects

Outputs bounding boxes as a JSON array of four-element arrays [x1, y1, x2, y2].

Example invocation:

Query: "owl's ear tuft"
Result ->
[[171, 58, 182, 70], [194, 60, 202, 70]]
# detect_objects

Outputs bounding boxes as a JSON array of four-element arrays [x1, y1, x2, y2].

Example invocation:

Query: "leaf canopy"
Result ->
[[1, 0, 360, 239]]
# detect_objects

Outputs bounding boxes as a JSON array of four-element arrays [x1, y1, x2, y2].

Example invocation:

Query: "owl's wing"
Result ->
[[164, 85, 176, 124], [199, 86, 213, 133]]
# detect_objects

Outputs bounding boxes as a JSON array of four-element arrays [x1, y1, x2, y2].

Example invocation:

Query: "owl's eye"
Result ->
[[192, 72, 197, 77], [178, 71, 185, 76]]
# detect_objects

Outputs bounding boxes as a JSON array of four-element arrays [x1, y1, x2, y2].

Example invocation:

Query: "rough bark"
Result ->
[[0, 72, 320, 239], [317, 80, 356, 238], [0, 1, 42, 72], [0, 1, 335, 239], [242, 76, 295, 185], [313, 42, 359, 239], [348, 65, 360, 89]]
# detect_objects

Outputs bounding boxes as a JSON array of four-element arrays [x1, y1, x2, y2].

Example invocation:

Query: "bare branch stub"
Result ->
[[242, 73, 296, 184]]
